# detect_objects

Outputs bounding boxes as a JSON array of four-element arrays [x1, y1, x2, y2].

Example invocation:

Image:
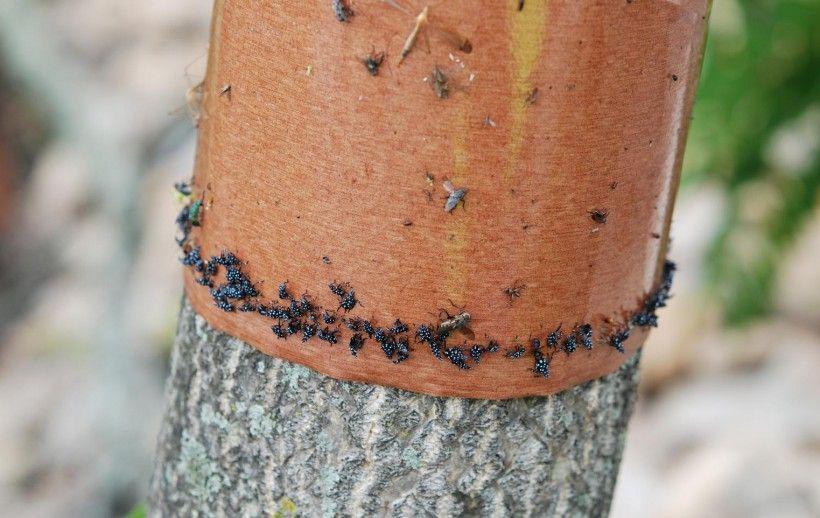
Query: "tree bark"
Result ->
[[149, 297, 641, 517]]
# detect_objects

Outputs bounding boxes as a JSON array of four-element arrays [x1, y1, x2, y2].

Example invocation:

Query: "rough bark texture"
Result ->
[[149, 297, 641, 517]]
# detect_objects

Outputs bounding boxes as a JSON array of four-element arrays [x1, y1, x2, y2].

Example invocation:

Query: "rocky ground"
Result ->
[[0, 1, 817, 517]]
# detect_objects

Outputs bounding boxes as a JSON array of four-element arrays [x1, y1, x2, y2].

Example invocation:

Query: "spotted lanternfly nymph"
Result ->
[[579, 323, 594, 350], [563, 334, 577, 354], [380, 339, 396, 359], [416, 324, 434, 343], [530, 338, 542, 352], [363, 51, 385, 76], [394, 338, 410, 363], [345, 317, 362, 332], [429, 339, 443, 360], [506, 345, 525, 359], [239, 302, 257, 312], [322, 310, 336, 324], [444, 347, 469, 369], [485, 340, 500, 353], [547, 325, 562, 348], [271, 324, 286, 339], [533, 350, 550, 378], [349, 333, 365, 356], [278, 281, 290, 300], [329, 281, 346, 297], [588, 209, 609, 224], [362, 320, 375, 337], [339, 291, 358, 311], [389, 319, 409, 334], [302, 324, 316, 342], [318, 327, 339, 344], [609, 328, 630, 353], [470, 344, 483, 364]]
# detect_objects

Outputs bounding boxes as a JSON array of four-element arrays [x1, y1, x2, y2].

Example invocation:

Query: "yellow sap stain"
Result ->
[[444, 106, 470, 304], [505, 0, 547, 182]]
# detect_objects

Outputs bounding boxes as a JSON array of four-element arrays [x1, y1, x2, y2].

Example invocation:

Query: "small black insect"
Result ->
[[288, 299, 304, 318], [470, 344, 483, 364], [225, 266, 243, 284], [444, 347, 469, 370], [181, 246, 203, 269], [547, 325, 562, 348], [579, 323, 594, 350], [588, 209, 609, 224], [339, 291, 358, 312], [349, 333, 365, 356], [373, 328, 388, 344], [195, 276, 214, 288], [504, 281, 526, 302], [429, 339, 443, 360], [533, 351, 550, 378], [394, 338, 410, 363], [271, 324, 287, 339], [302, 324, 316, 342], [278, 281, 290, 300], [239, 302, 257, 312], [174, 181, 192, 196], [215, 299, 234, 312], [329, 281, 346, 297], [298, 296, 314, 314], [322, 311, 336, 324], [563, 334, 577, 354], [609, 328, 630, 354], [215, 251, 239, 266], [389, 319, 409, 335], [416, 324, 434, 344], [265, 305, 290, 321], [204, 260, 218, 277], [362, 320, 375, 337], [318, 327, 339, 345], [485, 340, 500, 353], [286, 319, 301, 336], [380, 339, 396, 359], [506, 345, 526, 359], [345, 318, 362, 332], [322, 255, 331, 264], [530, 337, 542, 352], [332, 0, 353, 22], [363, 51, 385, 76]]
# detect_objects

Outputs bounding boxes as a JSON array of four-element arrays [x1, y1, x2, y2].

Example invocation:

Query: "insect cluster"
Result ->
[[174, 178, 678, 382]]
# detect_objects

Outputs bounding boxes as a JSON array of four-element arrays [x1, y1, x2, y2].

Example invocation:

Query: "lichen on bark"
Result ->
[[149, 297, 641, 517]]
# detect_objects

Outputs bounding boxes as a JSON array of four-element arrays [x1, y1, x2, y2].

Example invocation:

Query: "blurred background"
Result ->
[[0, 0, 817, 516]]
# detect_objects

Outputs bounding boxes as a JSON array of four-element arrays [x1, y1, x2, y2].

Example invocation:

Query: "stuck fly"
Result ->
[[437, 309, 474, 339], [383, 1, 472, 64], [443, 179, 467, 212]]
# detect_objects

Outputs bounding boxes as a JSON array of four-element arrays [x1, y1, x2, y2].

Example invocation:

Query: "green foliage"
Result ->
[[123, 503, 146, 518], [684, 0, 820, 323]]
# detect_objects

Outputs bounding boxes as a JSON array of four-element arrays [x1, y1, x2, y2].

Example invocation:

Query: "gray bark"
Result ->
[[149, 297, 640, 517]]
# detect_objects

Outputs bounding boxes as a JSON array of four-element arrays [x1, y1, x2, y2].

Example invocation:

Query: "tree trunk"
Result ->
[[149, 297, 640, 517]]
